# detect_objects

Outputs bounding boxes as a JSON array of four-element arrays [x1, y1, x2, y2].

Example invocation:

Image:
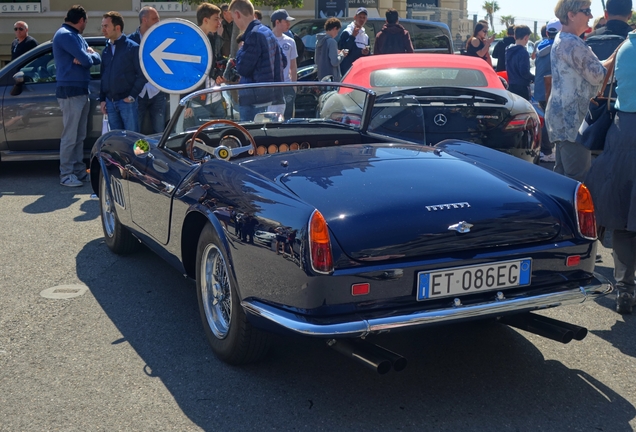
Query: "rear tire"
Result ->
[[196, 223, 270, 364], [99, 173, 138, 254]]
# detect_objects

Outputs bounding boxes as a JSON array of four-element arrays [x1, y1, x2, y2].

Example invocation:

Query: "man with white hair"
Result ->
[[12, 21, 38, 61]]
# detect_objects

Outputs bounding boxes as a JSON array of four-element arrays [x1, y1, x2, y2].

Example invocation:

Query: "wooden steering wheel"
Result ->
[[186, 119, 256, 161]]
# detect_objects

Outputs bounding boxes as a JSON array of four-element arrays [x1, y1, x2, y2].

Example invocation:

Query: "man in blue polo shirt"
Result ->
[[53, 5, 101, 187], [100, 11, 146, 132]]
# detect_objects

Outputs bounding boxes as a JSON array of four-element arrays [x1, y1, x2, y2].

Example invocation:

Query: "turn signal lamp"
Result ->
[[575, 184, 597, 240], [309, 210, 333, 274]]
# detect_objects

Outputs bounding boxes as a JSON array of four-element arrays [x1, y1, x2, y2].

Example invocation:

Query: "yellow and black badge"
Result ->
[[218, 147, 229, 159], [134, 139, 150, 155]]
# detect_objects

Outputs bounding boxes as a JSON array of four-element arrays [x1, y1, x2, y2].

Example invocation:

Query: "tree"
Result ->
[[182, 0, 303, 8], [499, 15, 515, 29], [482, 1, 500, 33]]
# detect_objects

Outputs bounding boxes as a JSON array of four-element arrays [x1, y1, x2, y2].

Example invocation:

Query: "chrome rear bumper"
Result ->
[[242, 273, 612, 338]]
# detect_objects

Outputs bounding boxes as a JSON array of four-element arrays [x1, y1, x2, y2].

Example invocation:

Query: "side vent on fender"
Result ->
[[110, 176, 126, 209]]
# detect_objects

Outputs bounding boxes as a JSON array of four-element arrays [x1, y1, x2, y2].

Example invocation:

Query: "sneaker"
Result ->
[[540, 152, 555, 163], [616, 291, 634, 315], [60, 174, 83, 187]]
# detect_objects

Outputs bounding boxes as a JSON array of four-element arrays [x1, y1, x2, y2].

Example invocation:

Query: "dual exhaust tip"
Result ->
[[329, 313, 587, 374], [328, 339, 407, 375]]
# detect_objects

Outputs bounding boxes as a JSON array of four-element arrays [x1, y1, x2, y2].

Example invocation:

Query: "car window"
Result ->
[[370, 67, 488, 87], [20, 50, 56, 83], [89, 45, 105, 79], [402, 22, 452, 52]]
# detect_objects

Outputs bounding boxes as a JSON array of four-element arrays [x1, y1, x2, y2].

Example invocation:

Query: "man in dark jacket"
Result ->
[[373, 9, 414, 55], [218, 3, 234, 57], [338, 7, 370, 75], [230, 0, 285, 121], [505, 25, 534, 101], [100, 11, 146, 132], [11, 21, 38, 61], [128, 6, 166, 134], [53, 5, 101, 187], [585, 0, 632, 60], [492, 26, 515, 72]]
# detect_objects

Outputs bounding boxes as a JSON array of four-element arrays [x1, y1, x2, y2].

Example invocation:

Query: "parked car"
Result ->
[[331, 53, 541, 162], [291, 18, 453, 68], [90, 81, 611, 372], [0, 37, 106, 164]]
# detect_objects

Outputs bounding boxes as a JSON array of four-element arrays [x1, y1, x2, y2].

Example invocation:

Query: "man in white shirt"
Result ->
[[270, 9, 297, 119]]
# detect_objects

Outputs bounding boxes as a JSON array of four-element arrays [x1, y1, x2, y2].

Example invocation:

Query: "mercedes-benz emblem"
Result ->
[[434, 114, 447, 126]]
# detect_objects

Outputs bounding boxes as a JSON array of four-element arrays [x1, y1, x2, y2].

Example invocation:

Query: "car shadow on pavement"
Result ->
[[77, 239, 636, 431], [0, 160, 99, 218]]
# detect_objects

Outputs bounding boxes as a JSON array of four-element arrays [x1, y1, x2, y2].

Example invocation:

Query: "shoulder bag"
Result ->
[[575, 55, 617, 151]]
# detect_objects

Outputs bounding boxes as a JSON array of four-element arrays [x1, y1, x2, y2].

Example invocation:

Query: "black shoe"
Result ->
[[595, 254, 602, 263], [616, 292, 634, 314]]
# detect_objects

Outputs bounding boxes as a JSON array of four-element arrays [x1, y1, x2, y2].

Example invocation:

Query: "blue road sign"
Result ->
[[139, 18, 211, 94]]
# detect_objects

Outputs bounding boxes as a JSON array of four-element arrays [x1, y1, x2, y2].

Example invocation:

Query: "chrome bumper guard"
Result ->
[[242, 273, 612, 338]]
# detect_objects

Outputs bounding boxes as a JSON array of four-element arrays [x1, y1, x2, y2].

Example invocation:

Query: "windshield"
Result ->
[[165, 83, 371, 147]]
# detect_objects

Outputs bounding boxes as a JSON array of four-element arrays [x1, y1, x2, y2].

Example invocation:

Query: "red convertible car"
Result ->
[[338, 54, 541, 163]]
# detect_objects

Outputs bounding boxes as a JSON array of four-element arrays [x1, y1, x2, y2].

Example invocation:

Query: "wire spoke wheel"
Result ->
[[201, 243, 232, 338]]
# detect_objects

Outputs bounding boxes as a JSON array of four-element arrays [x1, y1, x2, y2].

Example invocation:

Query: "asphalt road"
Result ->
[[0, 160, 634, 431]]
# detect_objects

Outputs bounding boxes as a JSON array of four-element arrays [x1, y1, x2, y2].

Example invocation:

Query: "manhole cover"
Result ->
[[40, 284, 88, 299]]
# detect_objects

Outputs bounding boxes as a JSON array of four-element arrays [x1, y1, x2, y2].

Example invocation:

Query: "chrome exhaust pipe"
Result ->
[[328, 339, 392, 374], [500, 313, 574, 344]]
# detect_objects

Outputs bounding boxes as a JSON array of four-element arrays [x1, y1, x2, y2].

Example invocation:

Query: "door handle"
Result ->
[[152, 158, 170, 173]]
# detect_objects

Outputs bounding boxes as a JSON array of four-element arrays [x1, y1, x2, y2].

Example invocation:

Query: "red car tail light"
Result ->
[[329, 112, 361, 126], [309, 210, 333, 274], [504, 112, 541, 151], [575, 184, 597, 239]]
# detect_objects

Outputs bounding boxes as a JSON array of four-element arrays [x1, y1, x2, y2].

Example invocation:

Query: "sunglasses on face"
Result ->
[[14, 27, 25, 31], [578, 8, 593, 15]]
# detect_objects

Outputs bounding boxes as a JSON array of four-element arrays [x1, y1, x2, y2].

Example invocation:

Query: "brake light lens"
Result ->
[[575, 184, 596, 239], [309, 210, 333, 273], [504, 112, 541, 151]]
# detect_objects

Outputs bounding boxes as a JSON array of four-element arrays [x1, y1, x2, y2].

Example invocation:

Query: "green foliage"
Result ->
[[629, 10, 636, 26], [482, 1, 500, 32], [499, 14, 515, 28]]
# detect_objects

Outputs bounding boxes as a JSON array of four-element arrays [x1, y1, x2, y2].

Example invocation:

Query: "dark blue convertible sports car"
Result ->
[[90, 82, 611, 373]]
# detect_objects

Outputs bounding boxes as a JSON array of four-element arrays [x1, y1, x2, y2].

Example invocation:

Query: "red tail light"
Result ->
[[504, 112, 541, 151], [576, 184, 597, 239], [309, 210, 333, 274]]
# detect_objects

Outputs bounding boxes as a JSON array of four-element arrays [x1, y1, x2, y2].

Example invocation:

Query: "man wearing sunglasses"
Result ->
[[11, 21, 38, 61]]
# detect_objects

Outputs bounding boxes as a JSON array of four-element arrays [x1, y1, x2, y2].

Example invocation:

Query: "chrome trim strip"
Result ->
[[242, 273, 612, 338]]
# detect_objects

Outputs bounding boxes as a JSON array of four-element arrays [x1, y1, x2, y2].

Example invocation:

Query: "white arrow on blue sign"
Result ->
[[139, 18, 211, 94]]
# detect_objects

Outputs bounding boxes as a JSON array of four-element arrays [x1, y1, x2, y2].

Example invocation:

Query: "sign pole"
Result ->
[[169, 94, 180, 118]]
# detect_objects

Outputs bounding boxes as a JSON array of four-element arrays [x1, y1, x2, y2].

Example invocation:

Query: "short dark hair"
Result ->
[[196, 3, 221, 26], [507, 25, 515, 35], [606, 0, 632, 16], [540, 25, 547, 38], [254, 9, 262, 20], [385, 8, 399, 24], [103, 11, 124, 32], [65, 5, 87, 24], [514, 25, 532, 40], [325, 17, 341, 31]]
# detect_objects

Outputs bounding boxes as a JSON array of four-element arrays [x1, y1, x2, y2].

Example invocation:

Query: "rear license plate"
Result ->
[[417, 258, 532, 301]]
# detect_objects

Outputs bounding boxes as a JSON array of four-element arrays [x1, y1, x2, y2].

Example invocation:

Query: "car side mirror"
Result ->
[[499, 76, 509, 90], [10, 71, 25, 96]]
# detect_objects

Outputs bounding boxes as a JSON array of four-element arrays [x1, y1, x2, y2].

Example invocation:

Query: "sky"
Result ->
[[466, 0, 606, 25]]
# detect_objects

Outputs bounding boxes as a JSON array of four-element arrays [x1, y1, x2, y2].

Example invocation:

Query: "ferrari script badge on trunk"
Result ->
[[448, 221, 473, 234], [425, 202, 471, 211]]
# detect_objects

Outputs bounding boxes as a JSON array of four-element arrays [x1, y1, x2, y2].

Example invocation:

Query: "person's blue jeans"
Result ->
[[238, 105, 266, 122], [57, 95, 90, 179], [106, 99, 139, 132], [137, 92, 166, 134]]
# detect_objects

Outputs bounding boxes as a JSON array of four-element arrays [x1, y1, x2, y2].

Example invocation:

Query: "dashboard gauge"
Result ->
[[268, 144, 278, 154], [279, 143, 289, 152], [300, 142, 310, 149], [219, 135, 242, 149], [256, 145, 267, 155], [290, 142, 299, 150]]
